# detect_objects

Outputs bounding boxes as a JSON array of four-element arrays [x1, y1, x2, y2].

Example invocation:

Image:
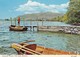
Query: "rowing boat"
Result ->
[[11, 43, 77, 55], [9, 25, 27, 31]]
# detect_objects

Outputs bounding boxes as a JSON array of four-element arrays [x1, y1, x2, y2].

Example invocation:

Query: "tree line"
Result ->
[[52, 0, 80, 25]]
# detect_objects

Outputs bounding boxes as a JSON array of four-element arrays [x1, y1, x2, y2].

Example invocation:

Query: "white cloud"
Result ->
[[16, 0, 69, 14]]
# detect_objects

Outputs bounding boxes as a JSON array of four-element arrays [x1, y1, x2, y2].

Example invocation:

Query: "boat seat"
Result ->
[[36, 46, 45, 54]]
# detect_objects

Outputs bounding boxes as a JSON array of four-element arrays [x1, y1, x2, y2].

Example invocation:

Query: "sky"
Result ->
[[0, 0, 69, 19]]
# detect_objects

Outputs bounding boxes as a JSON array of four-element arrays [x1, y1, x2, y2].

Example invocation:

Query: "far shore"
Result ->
[[0, 20, 80, 26]]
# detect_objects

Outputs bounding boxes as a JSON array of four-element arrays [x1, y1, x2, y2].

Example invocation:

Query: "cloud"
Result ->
[[16, 0, 69, 14]]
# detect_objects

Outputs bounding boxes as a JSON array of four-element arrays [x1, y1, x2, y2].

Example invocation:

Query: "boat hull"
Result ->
[[11, 43, 77, 55], [9, 25, 28, 31]]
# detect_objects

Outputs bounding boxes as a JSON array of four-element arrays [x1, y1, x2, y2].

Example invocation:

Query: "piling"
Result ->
[[10, 17, 12, 25], [23, 18, 25, 26], [42, 18, 44, 26], [30, 21, 32, 31], [37, 21, 39, 31], [14, 18, 16, 26]]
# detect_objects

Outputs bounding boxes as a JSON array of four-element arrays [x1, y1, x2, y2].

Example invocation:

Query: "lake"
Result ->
[[0, 21, 79, 55]]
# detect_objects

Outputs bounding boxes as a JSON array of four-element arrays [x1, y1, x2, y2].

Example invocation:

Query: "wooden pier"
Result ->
[[10, 18, 80, 34], [25, 25, 80, 34], [39, 26, 80, 34]]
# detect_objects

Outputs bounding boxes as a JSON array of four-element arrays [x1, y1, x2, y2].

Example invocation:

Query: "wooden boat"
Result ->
[[9, 25, 27, 31], [11, 43, 77, 55]]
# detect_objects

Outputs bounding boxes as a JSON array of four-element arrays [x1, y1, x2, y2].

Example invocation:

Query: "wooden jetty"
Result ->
[[9, 24, 80, 34], [37, 26, 80, 34], [11, 43, 78, 55], [9, 17, 80, 34], [24, 25, 80, 34]]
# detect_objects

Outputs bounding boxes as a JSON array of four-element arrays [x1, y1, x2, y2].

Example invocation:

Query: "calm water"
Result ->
[[0, 21, 79, 55]]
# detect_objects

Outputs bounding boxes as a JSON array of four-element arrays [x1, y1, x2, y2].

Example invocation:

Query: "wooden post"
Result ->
[[30, 20, 32, 31], [10, 17, 12, 25], [15, 18, 16, 26], [33, 26, 34, 31], [37, 26, 39, 31], [30, 20, 31, 26], [30, 26, 32, 31], [37, 20, 38, 31], [23, 18, 25, 26], [24, 18, 25, 26], [42, 18, 43, 26]]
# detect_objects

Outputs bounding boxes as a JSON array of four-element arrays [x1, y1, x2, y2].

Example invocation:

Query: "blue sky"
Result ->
[[0, 0, 69, 19]]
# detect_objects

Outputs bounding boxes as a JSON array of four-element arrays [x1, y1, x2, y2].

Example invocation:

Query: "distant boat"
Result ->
[[11, 43, 77, 55], [9, 25, 27, 31]]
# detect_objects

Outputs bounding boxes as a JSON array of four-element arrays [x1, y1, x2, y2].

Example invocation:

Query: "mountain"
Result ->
[[15, 12, 63, 21]]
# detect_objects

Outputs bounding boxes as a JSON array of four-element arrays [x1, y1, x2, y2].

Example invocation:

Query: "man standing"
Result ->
[[18, 17, 20, 26]]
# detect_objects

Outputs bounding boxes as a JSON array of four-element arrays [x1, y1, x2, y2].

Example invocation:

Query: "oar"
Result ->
[[12, 43, 41, 55], [6, 40, 35, 48], [19, 40, 35, 44]]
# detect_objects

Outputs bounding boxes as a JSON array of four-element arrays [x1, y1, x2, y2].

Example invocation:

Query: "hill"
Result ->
[[15, 12, 63, 21]]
